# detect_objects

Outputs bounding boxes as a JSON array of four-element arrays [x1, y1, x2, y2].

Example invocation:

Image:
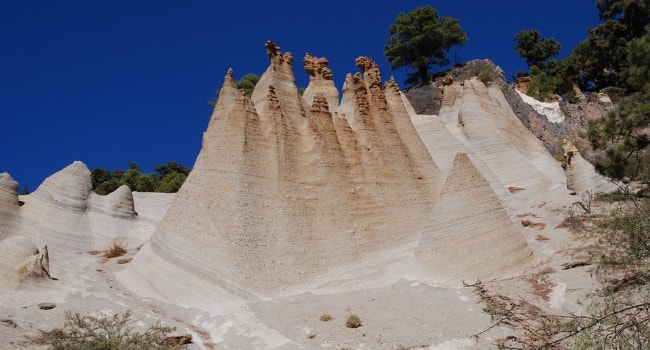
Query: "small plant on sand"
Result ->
[[319, 313, 333, 322], [29, 310, 188, 349], [345, 314, 362, 328], [103, 240, 127, 258]]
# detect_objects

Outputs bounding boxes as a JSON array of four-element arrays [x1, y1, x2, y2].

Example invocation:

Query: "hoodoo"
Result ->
[[415, 153, 536, 282], [0, 161, 149, 254], [122, 42, 538, 298], [563, 139, 620, 194]]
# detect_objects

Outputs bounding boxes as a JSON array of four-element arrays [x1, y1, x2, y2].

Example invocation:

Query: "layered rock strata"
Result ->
[[1, 162, 148, 253], [563, 139, 620, 194], [0, 235, 51, 284], [302, 53, 338, 111], [415, 153, 536, 281], [19, 161, 95, 251], [0, 173, 21, 239], [414, 78, 567, 196], [128, 42, 535, 298]]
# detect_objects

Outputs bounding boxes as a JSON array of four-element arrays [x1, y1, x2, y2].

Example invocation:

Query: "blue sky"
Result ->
[[1, 1, 599, 192]]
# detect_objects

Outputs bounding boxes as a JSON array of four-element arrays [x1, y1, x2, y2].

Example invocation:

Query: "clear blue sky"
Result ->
[[1, 1, 599, 192]]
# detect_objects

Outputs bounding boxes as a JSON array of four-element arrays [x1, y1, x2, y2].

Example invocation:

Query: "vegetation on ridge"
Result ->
[[208, 73, 261, 107], [91, 161, 191, 195], [507, 0, 650, 181], [384, 5, 467, 86], [514, 29, 560, 71]]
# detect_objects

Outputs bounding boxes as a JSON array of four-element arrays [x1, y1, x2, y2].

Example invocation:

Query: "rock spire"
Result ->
[[124, 41, 535, 299]]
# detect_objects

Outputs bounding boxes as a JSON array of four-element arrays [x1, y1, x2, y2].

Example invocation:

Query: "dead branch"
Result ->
[[561, 261, 591, 270]]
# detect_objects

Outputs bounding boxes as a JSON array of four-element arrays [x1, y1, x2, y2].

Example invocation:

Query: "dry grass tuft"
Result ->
[[319, 313, 333, 322], [103, 241, 127, 258], [556, 214, 592, 233], [527, 267, 555, 301]]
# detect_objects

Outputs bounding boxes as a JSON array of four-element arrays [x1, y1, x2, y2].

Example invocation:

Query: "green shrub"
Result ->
[[461, 60, 500, 85], [526, 65, 562, 101], [593, 198, 650, 269], [345, 314, 362, 328], [91, 161, 191, 194], [29, 310, 188, 350]]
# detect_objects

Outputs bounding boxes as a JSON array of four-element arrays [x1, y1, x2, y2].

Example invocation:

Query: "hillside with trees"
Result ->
[[387, 2, 650, 348], [513, 0, 650, 181], [91, 161, 191, 195], [383, 5, 467, 86]]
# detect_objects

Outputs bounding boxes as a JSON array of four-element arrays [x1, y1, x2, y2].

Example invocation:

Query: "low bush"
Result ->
[[461, 60, 500, 85], [345, 314, 362, 328], [29, 310, 188, 350]]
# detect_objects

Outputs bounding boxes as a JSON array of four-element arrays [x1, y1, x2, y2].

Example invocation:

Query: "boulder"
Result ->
[[562, 139, 620, 194], [0, 235, 51, 283]]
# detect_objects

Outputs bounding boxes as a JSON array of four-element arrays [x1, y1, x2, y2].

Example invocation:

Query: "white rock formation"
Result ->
[[131, 44, 442, 298], [415, 79, 567, 198], [18, 161, 94, 251], [415, 153, 536, 282], [4, 162, 166, 253], [563, 139, 620, 194], [516, 89, 565, 123], [121, 42, 539, 299], [0, 235, 51, 284], [0, 173, 22, 240]]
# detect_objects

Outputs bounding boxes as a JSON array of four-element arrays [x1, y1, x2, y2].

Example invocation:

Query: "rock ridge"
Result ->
[[128, 41, 535, 298]]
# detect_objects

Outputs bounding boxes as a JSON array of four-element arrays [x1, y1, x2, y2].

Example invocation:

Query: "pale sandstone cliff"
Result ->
[[0, 173, 21, 240], [121, 42, 538, 299], [0, 162, 166, 255], [415, 153, 535, 282], [563, 139, 620, 193]]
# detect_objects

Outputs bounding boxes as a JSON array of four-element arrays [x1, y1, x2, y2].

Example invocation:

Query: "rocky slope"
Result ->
[[404, 59, 616, 162]]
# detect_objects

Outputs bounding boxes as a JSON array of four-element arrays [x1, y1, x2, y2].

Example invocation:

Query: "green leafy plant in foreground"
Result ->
[[29, 310, 188, 350]]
